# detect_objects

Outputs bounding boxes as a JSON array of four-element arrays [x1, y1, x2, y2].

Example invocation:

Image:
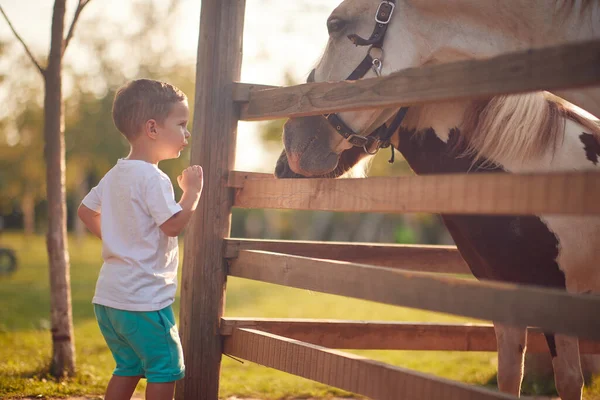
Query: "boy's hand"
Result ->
[[162, 166, 204, 237], [177, 165, 203, 194]]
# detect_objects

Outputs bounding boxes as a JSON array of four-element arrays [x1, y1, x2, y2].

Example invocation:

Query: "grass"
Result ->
[[0, 232, 599, 399]]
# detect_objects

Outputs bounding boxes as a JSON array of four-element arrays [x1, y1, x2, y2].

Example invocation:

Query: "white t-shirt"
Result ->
[[82, 159, 183, 311]]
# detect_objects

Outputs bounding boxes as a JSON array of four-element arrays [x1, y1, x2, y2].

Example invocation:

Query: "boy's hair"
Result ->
[[112, 79, 187, 140]]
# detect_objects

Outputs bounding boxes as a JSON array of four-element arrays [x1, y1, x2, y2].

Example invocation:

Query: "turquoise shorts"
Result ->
[[94, 304, 185, 383]]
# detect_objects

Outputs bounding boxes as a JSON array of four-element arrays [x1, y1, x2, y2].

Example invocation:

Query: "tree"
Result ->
[[1, 0, 194, 230], [0, 0, 93, 377]]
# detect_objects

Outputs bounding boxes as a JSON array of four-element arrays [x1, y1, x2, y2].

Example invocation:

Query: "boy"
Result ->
[[78, 79, 203, 400]]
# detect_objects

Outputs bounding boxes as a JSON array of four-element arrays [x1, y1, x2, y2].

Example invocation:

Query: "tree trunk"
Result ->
[[21, 189, 35, 236], [45, 0, 75, 378]]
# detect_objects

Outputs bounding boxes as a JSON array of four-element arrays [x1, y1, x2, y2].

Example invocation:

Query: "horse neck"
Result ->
[[388, 101, 481, 176], [400, 0, 599, 55], [395, 101, 469, 144]]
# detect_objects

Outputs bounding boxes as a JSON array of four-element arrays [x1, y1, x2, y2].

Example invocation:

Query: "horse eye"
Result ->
[[327, 18, 346, 34]]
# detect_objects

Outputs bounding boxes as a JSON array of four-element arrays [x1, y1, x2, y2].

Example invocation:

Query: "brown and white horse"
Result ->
[[275, 1, 600, 399]]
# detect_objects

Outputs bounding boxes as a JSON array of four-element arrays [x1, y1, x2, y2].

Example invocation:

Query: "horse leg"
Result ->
[[548, 278, 586, 400], [494, 322, 527, 396], [552, 334, 583, 400], [550, 228, 600, 400]]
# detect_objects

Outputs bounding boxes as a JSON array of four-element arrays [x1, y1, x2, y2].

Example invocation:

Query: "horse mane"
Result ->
[[558, 0, 596, 16], [457, 92, 600, 167]]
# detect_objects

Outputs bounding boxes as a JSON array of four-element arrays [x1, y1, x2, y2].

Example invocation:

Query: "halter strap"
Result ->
[[308, 0, 408, 161], [346, 0, 395, 80], [348, 1, 395, 48], [346, 55, 376, 81]]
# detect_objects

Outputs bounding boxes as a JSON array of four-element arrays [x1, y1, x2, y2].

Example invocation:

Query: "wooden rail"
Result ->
[[228, 250, 600, 340], [221, 318, 600, 354], [235, 39, 600, 120], [229, 171, 600, 216], [223, 328, 518, 400], [224, 238, 470, 274]]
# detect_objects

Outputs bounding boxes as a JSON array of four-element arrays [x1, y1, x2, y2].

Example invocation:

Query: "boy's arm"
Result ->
[[159, 191, 201, 237], [77, 204, 102, 239]]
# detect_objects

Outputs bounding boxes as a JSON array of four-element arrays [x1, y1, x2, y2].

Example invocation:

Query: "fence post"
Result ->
[[176, 1, 246, 399]]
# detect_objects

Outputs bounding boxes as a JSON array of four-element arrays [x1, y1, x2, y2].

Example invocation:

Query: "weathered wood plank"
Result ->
[[224, 238, 471, 274], [229, 171, 600, 215], [228, 250, 600, 340], [220, 318, 600, 354], [232, 82, 276, 102], [176, 1, 246, 400], [224, 328, 518, 400], [227, 171, 272, 188], [237, 39, 600, 120]]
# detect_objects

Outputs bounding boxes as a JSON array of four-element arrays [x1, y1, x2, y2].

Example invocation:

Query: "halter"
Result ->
[[308, 0, 408, 162]]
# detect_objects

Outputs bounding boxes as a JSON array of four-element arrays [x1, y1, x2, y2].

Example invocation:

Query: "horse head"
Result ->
[[275, 0, 600, 178], [276, 0, 412, 178]]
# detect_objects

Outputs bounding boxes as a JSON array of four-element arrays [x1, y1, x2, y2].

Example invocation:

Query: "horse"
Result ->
[[274, 1, 600, 399]]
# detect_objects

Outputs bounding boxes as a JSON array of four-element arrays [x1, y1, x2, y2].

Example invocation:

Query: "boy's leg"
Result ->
[[105, 375, 143, 400], [94, 305, 146, 399], [146, 382, 176, 400], [127, 306, 184, 395]]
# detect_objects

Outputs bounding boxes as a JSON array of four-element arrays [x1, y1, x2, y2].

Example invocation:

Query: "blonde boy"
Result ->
[[78, 79, 203, 400]]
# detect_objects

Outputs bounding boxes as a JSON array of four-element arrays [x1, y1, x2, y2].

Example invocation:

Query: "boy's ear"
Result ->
[[145, 119, 158, 140]]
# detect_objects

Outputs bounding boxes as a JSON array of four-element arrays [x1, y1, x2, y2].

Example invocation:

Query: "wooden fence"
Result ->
[[175, 1, 600, 399]]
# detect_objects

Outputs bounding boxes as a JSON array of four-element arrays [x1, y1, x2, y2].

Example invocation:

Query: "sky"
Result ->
[[0, 0, 341, 172]]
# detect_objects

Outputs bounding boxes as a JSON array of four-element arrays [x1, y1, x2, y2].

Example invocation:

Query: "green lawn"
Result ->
[[0, 232, 599, 399]]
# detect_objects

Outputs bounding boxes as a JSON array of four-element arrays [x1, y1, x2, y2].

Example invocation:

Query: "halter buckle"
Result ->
[[347, 134, 369, 147], [375, 1, 395, 25]]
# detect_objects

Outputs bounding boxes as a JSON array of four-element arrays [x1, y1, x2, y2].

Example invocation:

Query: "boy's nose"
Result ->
[[185, 130, 191, 138]]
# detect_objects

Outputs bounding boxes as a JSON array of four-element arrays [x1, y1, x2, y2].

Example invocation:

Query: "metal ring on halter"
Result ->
[[368, 46, 384, 77], [363, 139, 381, 155], [372, 58, 383, 76], [363, 144, 380, 155]]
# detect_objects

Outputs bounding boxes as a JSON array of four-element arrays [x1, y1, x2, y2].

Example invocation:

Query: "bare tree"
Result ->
[[0, 0, 92, 377]]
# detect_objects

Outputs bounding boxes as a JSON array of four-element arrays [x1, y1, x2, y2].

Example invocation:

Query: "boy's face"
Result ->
[[155, 100, 191, 160]]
